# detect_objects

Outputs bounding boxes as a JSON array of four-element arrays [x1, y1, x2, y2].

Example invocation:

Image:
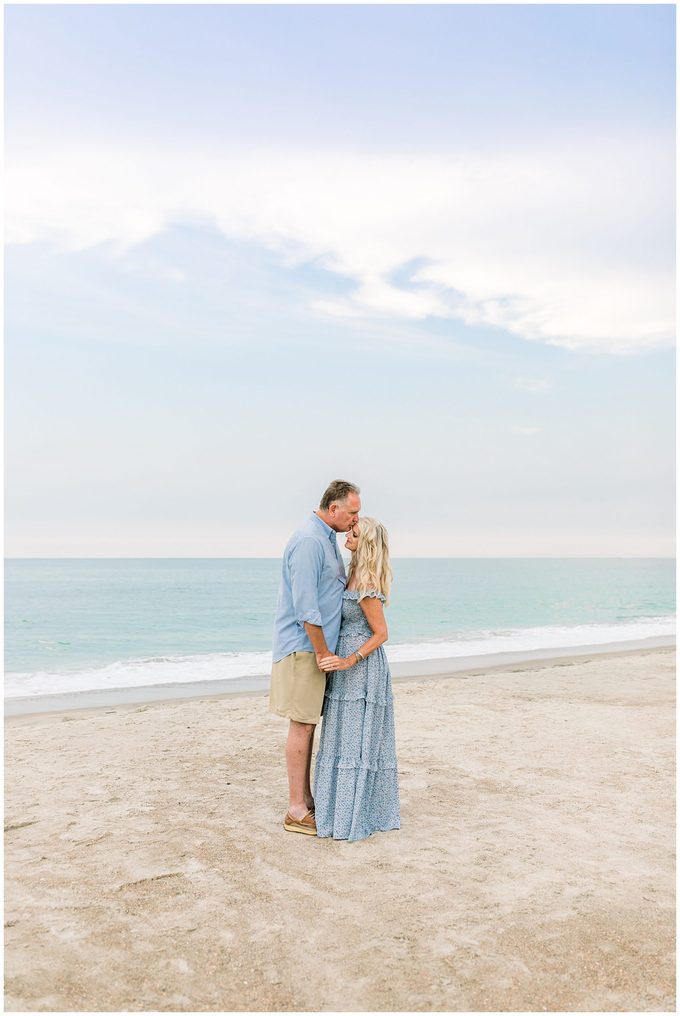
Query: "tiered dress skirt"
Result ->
[[313, 590, 400, 842]]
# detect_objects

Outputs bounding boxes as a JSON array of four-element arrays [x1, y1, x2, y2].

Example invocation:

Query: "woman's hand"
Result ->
[[318, 654, 354, 672]]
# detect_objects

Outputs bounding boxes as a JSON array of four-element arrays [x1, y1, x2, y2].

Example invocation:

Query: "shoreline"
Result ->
[[5, 634, 675, 720]]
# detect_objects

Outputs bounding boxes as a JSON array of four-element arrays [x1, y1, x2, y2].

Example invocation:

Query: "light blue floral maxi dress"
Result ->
[[313, 589, 400, 842]]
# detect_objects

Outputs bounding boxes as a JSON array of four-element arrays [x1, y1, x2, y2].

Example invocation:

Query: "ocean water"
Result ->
[[5, 558, 675, 699]]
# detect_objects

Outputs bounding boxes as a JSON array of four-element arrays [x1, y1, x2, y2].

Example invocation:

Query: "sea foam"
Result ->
[[5, 615, 675, 699]]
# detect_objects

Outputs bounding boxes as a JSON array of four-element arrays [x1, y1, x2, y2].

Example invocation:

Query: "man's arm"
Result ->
[[303, 621, 330, 666], [289, 538, 329, 666]]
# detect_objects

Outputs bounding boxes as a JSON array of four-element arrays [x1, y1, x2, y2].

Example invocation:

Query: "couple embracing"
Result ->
[[269, 479, 400, 842]]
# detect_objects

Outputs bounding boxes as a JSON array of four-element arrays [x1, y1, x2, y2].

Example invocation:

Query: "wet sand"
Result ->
[[4, 646, 675, 1011]]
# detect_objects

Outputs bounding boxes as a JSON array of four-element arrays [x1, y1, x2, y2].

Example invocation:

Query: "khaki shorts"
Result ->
[[269, 651, 326, 724]]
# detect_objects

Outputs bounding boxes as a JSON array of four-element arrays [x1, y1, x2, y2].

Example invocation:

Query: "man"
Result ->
[[270, 479, 361, 835]]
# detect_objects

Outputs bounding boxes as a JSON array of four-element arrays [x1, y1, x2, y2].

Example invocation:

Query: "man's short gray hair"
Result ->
[[319, 479, 361, 511]]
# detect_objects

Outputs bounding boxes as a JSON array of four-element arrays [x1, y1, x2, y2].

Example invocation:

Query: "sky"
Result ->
[[4, 2, 676, 557]]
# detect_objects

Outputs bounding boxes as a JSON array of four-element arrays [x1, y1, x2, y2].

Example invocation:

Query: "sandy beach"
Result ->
[[4, 646, 675, 1012]]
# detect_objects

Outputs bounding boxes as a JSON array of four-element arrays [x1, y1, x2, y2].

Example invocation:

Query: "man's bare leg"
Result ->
[[304, 737, 315, 812], [286, 720, 315, 820]]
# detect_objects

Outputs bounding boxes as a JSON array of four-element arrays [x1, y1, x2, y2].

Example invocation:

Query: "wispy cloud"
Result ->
[[514, 377, 552, 392], [6, 132, 673, 356]]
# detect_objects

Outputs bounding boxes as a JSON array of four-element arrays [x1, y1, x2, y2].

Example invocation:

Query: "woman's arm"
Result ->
[[318, 596, 388, 672]]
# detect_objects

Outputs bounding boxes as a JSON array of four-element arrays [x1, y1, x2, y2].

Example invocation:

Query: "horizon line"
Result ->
[[5, 555, 676, 562]]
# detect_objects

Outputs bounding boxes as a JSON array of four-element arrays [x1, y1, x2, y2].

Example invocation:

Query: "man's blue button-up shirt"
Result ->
[[272, 513, 347, 663]]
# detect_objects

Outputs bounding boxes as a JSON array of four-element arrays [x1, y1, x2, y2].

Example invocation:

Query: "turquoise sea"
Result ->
[[4, 558, 675, 699]]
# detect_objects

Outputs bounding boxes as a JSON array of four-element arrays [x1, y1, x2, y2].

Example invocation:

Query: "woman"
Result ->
[[314, 517, 400, 841]]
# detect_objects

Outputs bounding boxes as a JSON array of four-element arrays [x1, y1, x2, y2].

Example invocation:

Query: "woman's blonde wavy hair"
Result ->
[[347, 517, 393, 605]]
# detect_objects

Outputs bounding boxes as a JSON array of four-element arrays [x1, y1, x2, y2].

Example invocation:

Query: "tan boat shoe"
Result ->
[[283, 809, 317, 835]]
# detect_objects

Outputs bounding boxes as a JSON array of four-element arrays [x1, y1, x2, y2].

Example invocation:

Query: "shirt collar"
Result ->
[[311, 511, 336, 542]]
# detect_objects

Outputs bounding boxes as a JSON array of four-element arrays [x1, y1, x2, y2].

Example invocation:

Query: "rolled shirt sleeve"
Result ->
[[289, 538, 324, 628]]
